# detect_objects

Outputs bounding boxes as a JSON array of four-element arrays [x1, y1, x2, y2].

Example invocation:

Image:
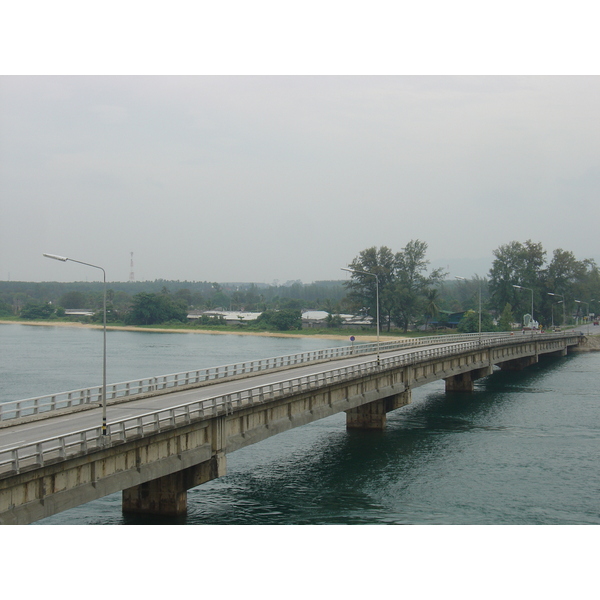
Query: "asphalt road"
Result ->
[[0, 342, 451, 452]]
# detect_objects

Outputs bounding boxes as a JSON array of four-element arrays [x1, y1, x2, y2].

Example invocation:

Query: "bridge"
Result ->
[[0, 331, 582, 524]]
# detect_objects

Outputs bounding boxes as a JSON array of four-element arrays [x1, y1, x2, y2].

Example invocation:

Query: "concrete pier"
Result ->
[[123, 454, 226, 516], [445, 365, 494, 392], [346, 391, 411, 429]]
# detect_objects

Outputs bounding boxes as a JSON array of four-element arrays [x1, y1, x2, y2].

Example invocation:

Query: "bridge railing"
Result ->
[[0, 332, 515, 422], [0, 332, 576, 476]]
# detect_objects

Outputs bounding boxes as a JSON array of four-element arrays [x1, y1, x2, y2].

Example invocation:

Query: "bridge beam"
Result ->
[[122, 452, 226, 517], [345, 390, 411, 430], [497, 355, 538, 371]]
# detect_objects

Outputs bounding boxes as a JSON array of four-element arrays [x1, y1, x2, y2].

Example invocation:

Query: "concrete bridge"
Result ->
[[0, 331, 582, 524]]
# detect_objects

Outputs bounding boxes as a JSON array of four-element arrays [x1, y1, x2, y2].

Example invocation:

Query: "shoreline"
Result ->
[[4, 319, 594, 344], [0, 320, 381, 342]]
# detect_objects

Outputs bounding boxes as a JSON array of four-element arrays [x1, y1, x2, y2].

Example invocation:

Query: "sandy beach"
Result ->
[[0, 319, 383, 342]]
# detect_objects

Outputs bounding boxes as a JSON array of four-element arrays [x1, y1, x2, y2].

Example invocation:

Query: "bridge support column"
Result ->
[[346, 390, 411, 430], [445, 372, 474, 392], [122, 453, 226, 517], [445, 366, 492, 392]]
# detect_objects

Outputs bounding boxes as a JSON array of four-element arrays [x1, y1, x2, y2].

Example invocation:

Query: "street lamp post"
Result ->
[[547, 293, 565, 329], [575, 300, 590, 332], [456, 276, 481, 343], [558, 300, 564, 328], [342, 267, 380, 365], [44, 253, 107, 438], [513, 285, 534, 325]]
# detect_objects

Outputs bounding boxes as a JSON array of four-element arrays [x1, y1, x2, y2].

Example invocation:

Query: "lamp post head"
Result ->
[[341, 267, 377, 279], [43, 253, 68, 262]]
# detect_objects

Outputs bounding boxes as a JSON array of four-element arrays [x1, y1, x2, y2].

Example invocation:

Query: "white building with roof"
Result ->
[[187, 310, 262, 324]]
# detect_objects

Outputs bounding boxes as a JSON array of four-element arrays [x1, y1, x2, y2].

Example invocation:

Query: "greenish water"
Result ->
[[1, 323, 599, 525]]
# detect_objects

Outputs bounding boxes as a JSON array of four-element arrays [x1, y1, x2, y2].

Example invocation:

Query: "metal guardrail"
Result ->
[[0, 331, 578, 476], [0, 332, 513, 421]]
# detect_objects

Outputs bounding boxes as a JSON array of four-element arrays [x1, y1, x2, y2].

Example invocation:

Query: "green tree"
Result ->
[[488, 240, 546, 316], [58, 291, 89, 309], [280, 298, 303, 310], [543, 249, 596, 323], [457, 309, 495, 333], [125, 292, 188, 325], [498, 303, 514, 332], [198, 314, 225, 326], [390, 240, 445, 332], [344, 241, 444, 333], [423, 288, 440, 331], [90, 306, 120, 323], [211, 287, 230, 309], [0, 299, 12, 316], [174, 288, 192, 308], [326, 313, 344, 328], [20, 301, 55, 319], [547, 249, 587, 291], [257, 309, 302, 331], [344, 246, 396, 330]]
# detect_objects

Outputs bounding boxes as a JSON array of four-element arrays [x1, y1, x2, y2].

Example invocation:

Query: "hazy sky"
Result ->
[[2, 75, 599, 284]]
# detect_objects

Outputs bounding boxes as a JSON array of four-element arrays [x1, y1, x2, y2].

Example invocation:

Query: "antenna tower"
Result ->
[[129, 252, 135, 282]]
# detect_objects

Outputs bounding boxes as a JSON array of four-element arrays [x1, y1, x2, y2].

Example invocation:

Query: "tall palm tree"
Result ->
[[424, 288, 440, 332]]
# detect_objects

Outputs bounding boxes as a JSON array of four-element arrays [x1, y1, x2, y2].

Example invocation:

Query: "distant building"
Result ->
[[428, 310, 467, 329], [187, 310, 261, 325], [64, 309, 95, 317], [339, 314, 373, 328], [301, 311, 375, 329], [301, 311, 329, 328]]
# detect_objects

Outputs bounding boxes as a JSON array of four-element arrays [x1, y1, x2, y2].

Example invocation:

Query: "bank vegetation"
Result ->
[[2, 238, 599, 334]]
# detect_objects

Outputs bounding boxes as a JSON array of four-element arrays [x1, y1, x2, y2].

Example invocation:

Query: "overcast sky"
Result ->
[[2, 75, 599, 285], [1, 8, 599, 286]]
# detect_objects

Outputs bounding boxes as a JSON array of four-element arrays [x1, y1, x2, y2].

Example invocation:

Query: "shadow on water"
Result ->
[[122, 513, 188, 526]]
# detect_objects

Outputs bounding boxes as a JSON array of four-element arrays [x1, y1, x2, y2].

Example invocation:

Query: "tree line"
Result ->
[[343, 239, 599, 333], [0, 280, 351, 329], [2, 239, 598, 331], [488, 241, 599, 328]]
